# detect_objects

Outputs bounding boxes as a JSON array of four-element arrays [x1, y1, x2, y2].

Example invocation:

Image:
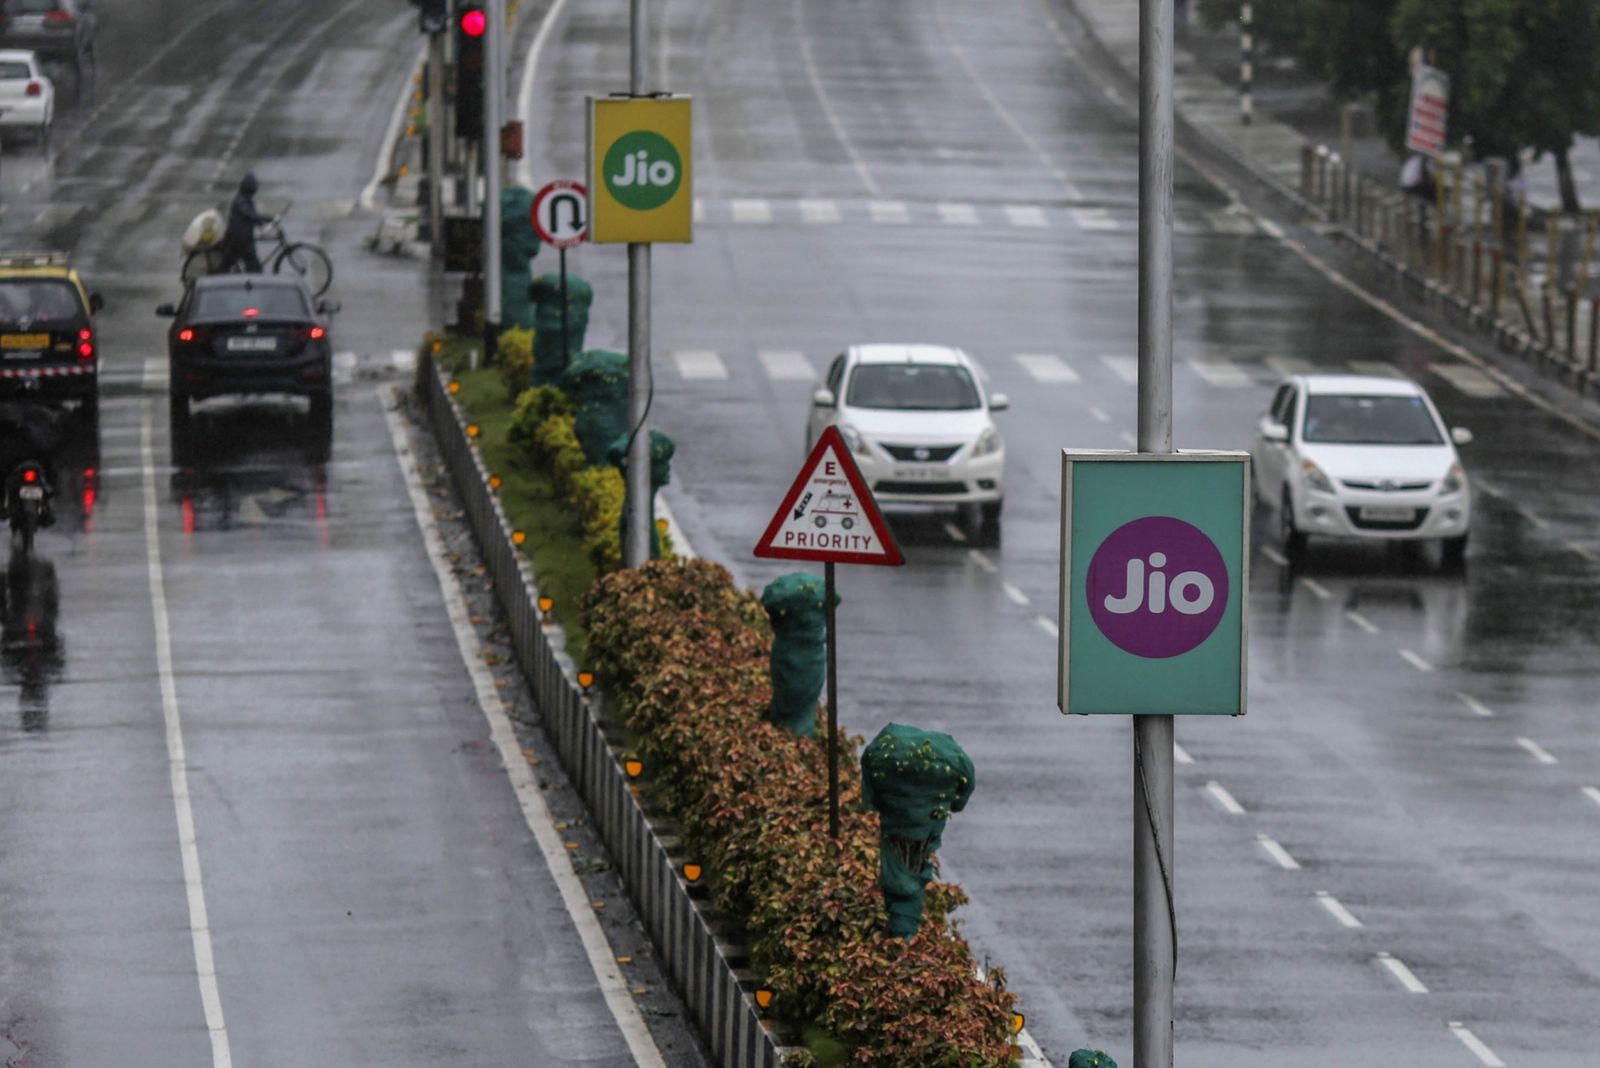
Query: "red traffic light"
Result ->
[[460, 7, 486, 36]]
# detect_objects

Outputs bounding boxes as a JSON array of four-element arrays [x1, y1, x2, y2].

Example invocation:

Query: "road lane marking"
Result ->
[[1515, 505, 1549, 528], [1447, 1022, 1506, 1068], [968, 550, 998, 573], [1515, 737, 1557, 764], [693, 198, 705, 224], [1071, 207, 1118, 231], [383, 392, 666, 1066], [390, 348, 418, 372], [868, 200, 910, 224], [1582, 786, 1600, 809], [1429, 362, 1506, 398], [1399, 649, 1434, 672], [1376, 952, 1428, 993], [1089, 405, 1111, 423], [1346, 610, 1380, 634], [1299, 577, 1331, 599], [1568, 541, 1598, 561], [1188, 360, 1254, 388], [1264, 355, 1314, 376], [362, 42, 428, 208], [333, 351, 358, 384], [1315, 891, 1363, 928], [938, 202, 980, 226], [942, 521, 968, 543], [1345, 360, 1403, 379], [1014, 353, 1080, 383], [1173, 742, 1195, 765], [794, 5, 879, 196], [143, 357, 169, 390], [1260, 545, 1288, 566], [142, 411, 234, 1068], [730, 198, 772, 224], [1119, 430, 1137, 446], [1100, 355, 1138, 384], [1256, 835, 1299, 870], [1456, 692, 1495, 717], [757, 349, 814, 381], [1002, 582, 1030, 606], [798, 198, 840, 224], [1035, 616, 1059, 638], [1206, 781, 1245, 815], [1004, 205, 1049, 228], [671, 349, 728, 380]]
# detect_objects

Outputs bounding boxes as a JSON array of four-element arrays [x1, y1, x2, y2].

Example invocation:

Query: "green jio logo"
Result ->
[[603, 131, 682, 211]]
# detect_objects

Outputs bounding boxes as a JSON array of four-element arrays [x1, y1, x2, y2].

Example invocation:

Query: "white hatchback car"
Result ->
[[1250, 374, 1472, 565], [806, 344, 1007, 544], [0, 50, 53, 145]]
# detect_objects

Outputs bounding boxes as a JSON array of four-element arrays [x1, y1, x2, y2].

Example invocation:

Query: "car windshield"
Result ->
[[0, 280, 83, 325], [193, 286, 309, 320], [0, 63, 32, 79], [845, 363, 981, 411], [1302, 393, 1444, 445]]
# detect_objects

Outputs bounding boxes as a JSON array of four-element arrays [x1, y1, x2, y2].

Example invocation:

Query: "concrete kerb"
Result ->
[[418, 356, 801, 1067]]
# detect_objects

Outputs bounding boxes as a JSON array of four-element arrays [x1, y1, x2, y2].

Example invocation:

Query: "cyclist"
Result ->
[[218, 173, 268, 274]]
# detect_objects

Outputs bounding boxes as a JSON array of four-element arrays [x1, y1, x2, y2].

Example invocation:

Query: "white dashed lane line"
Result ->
[[1315, 891, 1363, 928], [1259, 545, 1288, 567], [1514, 505, 1549, 528], [1515, 737, 1558, 765], [1172, 742, 1194, 766], [942, 521, 968, 543], [1346, 610, 1380, 634], [1205, 781, 1246, 815], [1035, 617, 1059, 638], [1456, 692, 1495, 717], [1299, 577, 1332, 600], [1399, 649, 1434, 673], [968, 550, 998, 574], [1088, 405, 1112, 423], [1001, 582, 1030, 606], [1375, 952, 1429, 994], [1582, 786, 1600, 810], [1256, 835, 1300, 870], [1448, 1022, 1506, 1068]]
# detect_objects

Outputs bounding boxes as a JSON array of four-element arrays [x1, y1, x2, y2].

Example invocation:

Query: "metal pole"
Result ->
[[1238, 2, 1252, 125], [559, 246, 570, 376], [1138, 0, 1176, 1063], [483, 0, 505, 363], [623, 0, 654, 567], [825, 561, 839, 840], [427, 32, 445, 250]]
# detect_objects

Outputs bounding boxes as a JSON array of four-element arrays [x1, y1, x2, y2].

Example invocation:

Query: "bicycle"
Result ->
[[181, 207, 334, 298]]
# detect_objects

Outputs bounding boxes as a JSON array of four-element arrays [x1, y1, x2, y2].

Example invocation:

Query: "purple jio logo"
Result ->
[[1085, 516, 1229, 659]]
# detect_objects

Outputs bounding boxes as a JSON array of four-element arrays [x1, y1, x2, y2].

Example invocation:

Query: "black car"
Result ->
[[0, 0, 95, 68], [158, 275, 339, 429]]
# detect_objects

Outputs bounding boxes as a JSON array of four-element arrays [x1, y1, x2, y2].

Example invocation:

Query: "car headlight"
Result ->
[[1301, 460, 1335, 494], [972, 426, 1002, 457], [839, 424, 869, 456], [1440, 463, 1465, 495]]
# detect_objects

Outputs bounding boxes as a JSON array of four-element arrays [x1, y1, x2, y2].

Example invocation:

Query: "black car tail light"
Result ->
[[77, 327, 93, 361]]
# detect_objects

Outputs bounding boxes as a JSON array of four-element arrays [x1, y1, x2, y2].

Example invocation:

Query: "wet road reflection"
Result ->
[[169, 403, 330, 540], [1, 551, 63, 731]]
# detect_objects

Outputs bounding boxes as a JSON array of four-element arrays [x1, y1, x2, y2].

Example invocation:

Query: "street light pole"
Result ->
[[1136, 0, 1176, 1062], [483, 0, 505, 364], [623, 0, 653, 568]]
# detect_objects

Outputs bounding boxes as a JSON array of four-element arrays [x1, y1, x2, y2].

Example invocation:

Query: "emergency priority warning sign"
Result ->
[[754, 426, 904, 566]]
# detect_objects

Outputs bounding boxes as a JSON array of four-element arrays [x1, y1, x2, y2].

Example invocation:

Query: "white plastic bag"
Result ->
[[182, 208, 225, 252]]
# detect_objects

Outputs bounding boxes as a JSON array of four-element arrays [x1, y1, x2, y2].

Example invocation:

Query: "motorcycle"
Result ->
[[5, 461, 54, 556]]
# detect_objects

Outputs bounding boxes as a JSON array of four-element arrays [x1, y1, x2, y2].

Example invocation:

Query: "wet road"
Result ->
[[0, 1, 667, 1064], [530, 0, 1600, 1064]]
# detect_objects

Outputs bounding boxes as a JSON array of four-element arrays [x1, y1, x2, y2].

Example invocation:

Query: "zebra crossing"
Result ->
[[664, 347, 1510, 399], [99, 350, 417, 392], [690, 197, 1274, 236]]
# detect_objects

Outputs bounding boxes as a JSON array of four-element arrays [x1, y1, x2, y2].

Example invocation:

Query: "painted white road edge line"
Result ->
[[1399, 648, 1434, 673], [1456, 691, 1495, 717], [1447, 1022, 1506, 1068], [1206, 781, 1245, 815], [1315, 891, 1362, 928], [1256, 834, 1300, 870], [1515, 737, 1558, 765], [382, 391, 667, 1067], [516, 0, 575, 188], [1376, 952, 1429, 994], [142, 411, 234, 1068], [360, 42, 428, 211]]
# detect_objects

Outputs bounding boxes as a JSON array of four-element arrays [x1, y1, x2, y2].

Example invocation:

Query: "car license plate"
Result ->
[[227, 336, 278, 352], [1358, 506, 1415, 522], [2, 333, 50, 353], [891, 466, 939, 480], [17, 486, 43, 501]]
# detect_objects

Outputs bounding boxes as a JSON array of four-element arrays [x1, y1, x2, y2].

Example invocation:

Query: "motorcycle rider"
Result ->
[[0, 403, 61, 528], [218, 172, 268, 274]]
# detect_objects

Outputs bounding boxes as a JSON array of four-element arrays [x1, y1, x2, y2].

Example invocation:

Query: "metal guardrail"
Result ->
[[419, 357, 797, 1067]]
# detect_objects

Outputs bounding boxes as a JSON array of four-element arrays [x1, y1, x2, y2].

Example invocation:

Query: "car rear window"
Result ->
[[1302, 394, 1444, 446], [846, 363, 981, 410], [193, 286, 310, 320], [0, 63, 33, 79], [0, 279, 84, 326]]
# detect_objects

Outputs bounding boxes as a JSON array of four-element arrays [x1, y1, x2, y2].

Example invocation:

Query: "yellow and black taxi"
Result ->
[[0, 251, 102, 416]]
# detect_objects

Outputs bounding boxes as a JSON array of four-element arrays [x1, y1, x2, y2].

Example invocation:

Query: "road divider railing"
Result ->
[[418, 354, 797, 1067]]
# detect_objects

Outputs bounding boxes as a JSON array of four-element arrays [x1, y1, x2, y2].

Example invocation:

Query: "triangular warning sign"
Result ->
[[754, 426, 904, 566]]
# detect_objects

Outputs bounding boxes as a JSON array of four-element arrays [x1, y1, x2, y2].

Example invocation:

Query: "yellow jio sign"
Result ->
[[588, 96, 693, 244]]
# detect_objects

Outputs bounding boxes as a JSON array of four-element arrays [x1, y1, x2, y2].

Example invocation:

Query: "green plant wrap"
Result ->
[[606, 430, 675, 561], [1068, 1051, 1118, 1068], [558, 349, 631, 465], [860, 724, 975, 939], [759, 573, 830, 738], [529, 272, 593, 386], [499, 186, 541, 330]]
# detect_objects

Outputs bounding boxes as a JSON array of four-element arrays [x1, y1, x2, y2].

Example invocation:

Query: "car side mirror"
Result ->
[[89, 293, 104, 313], [316, 300, 341, 315], [1260, 421, 1289, 443], [155, 303, 177, 317], [988, 392, 1009, 412], [1450, 426, 1473, 446], [811, 388, 835, 409]]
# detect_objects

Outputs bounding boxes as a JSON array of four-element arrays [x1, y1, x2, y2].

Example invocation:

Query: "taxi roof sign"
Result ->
[[754, 426, 904, 566]]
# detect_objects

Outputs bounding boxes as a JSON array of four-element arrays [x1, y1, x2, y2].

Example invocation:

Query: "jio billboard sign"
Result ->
[[1058, 451, 1250, 716]]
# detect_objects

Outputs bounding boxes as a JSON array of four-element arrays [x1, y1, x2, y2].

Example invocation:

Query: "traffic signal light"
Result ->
[[417, 0, 447, 34], [454, 4, 486, 135]]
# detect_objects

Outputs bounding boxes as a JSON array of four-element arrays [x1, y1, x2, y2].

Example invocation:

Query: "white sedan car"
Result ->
[[806, 344, 1007, 544], [1250, 374, 1472, 565], [0, 50, 54, 145]]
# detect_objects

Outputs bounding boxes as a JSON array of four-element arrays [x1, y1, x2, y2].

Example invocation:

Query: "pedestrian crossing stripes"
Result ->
[[799, 199, 841, 224], [1188, 360, 1254, 389], [1429, 362, 1506, 398], [687, 197, 1275, 237], [730, 199, 772, 224], [1071, 207, 1119, 231], [937, 202, 980, 226], [868, 200, 910, 225], [1004, 205, 1049, 228], [671, 349, 729, 380], [1013, 353, 1079, 383], [757, 349, 814, 381], [1100, 355, 1139, 384]]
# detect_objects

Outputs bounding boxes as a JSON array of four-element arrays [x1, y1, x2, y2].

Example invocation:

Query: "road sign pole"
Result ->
[[623, 0, 653, 568], [825, 561, 840, 840], [559, 246, 570, 376], [1137, 0, 1176, 1061], [483, 0, 505, 365]]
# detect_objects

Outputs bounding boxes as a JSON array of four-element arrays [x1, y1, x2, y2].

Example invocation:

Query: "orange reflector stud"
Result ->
[[624, 759, 643, 778], [511, 530, 526, 546], [466, 424, 480, 438], [447, 379, 461, 393], [754, 988, 773, 1010], [656, 517, 668, 532], [433, 340, 444, 352], [577, 671, 595, 690], [489, 474, 502, 490], [682, 863, 702, 884], [537, 596, 554, 614], [1013, 1012, 1025, 1034]]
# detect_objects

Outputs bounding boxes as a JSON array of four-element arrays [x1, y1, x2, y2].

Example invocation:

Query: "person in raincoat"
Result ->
[[218, 173, 269, 274]]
